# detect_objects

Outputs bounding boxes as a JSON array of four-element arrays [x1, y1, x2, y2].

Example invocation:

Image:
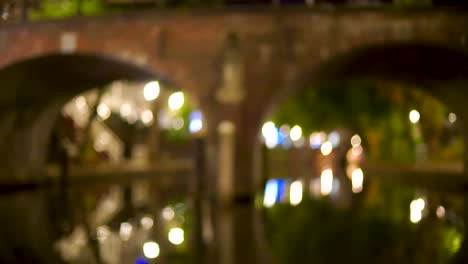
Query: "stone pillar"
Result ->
[[0, 103, 63, 263], [210, 32, 262, 264]]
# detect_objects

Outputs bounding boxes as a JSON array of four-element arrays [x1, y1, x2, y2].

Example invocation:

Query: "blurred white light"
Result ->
[[410, 198, 425, 224], [290, 125, 302, 141], [350, 134, 361, 147], [320, 141, 333, 156], [143, 241, 160, 259], [436, 206, 446, 218], [320, 169, 333, 196], [162, 207, 175, 221], [97, 103, 111, 120], [328, 131, 340, 147], [262, 121, 278, 149], [171, 117, 184, 130], [409, 110, 420, 124], [120, 103, 132, 117], [410, 198, 425, 212], [168, 91, 184, 111], [75, 96, 87, 110], [143, 81, 160, 101], [289, 180, 303, 206], [141, 110, 154, 126], [309, 132, 326, 149], [127, 111, 138, 124], [97, 226, 110, 242], [351, 168, 364, 193], [168, 227, 184, 245], [119, 222, 132, 241], [189, 111, 203, 133], [141, 216, 154, 230], [410, 210, 422, 224], [449, 113, 457, 123], [263, 180, 279, 208]]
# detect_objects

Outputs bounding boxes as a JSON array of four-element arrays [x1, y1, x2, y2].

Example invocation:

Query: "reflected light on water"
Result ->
[[289, 180, 303, 206], [320, 169, 333, 196]]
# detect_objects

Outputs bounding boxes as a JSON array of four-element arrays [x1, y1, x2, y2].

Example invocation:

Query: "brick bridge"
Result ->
[[1, 7, 468, 264]]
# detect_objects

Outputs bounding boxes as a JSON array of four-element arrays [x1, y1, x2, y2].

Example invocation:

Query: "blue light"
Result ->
[[276, 179, 286, 202], [277, 129, 285, 145], [135, 257, 150, 264], [189, 110, 203, 133], [264, 179, 286, 207]]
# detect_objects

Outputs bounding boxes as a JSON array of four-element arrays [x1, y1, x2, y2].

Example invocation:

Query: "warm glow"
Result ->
[[168, 227, 185, 245], [409, 110, 420, 124], [168, 91, 184, 111], [143, 241, 160, 259], [143, 81, 160, 101], [449, 113, 457, 123], [97, 226, 110, 242], [141, 110, 154, 126], [97, 103, 111, 120], [436, 206, 446, 218], [320, 141, 333, 156], [119, 222, 132, 241], [320, 169, 333, 196], [141, 216, 154, 230], [162, 207, 175, 221], [289, 180, 303, 206], [350, 134, 361, 147], [120, 103, 132, 117], [290, 125, 302, 141], [351, 168, 364, 193], [171, 117, 184, 130]]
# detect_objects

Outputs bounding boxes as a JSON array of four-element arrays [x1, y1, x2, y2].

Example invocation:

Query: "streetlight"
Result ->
[[143, 81, 160, 101], [409, 110, 420, 124]]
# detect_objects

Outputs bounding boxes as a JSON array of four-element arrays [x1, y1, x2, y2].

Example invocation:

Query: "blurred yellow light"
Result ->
[[168, 227, 184, 245], [141, 216, 154, 230], [97, 103, 111, 120], [162, 207, 175, 221], [143, 241, 160, 259], [409, 110, 420, 124], [350, 134, 361, 147], [120, 103, 132, 117], [289, 180, 303, 206], [320, 169, 333, 196], [436, 206, 446, 218], [351, 168, 364, 193], [143, 81, 160, 101], [320, 141, 333, 156], [449, 113, 457, 123], [168, 91, 184, 111], [141, 110, 154, 126], [290, 125, 302, 141]]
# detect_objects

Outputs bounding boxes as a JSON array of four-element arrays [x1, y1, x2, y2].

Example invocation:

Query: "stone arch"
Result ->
[[0, 53, 184, 263], [260, 42, 468, 264]]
